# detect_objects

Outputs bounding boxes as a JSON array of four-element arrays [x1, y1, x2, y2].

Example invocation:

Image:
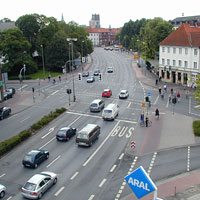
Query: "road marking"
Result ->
[[154, 95, 159, 105], [69, 116, 81, 126], [41, 127, 55, 139], [0, 173, 5, 178], [88, 194, 95, 200], [83, 121, 120, 167], [39, 137, 55, 150], [66, 111, 102, 119], [46, 155, 61, 168], [148, 152, 157, 175], [99, 178, 107, 187], [18, 84, 28, 90], [20, 116, 31, 123], [118, 153, 124, 160], [70, 171, 79, 180], [54, 186, 65, 196], [6, 196, 12, 200], [110, 165, 117, 173], [119, 127, 128, 137], [51, 90, 59, 95], [127, 102, 131, 108]]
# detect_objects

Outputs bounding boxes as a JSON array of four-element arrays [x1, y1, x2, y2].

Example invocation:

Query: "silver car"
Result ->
[[21, 171, 57, 199], [0, 184, 6, 198]]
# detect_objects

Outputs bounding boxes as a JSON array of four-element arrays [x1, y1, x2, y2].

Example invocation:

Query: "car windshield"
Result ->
[[104, 91, 108, 94], [23, 182, 37, 191], [57, 130, 66, 136], [91, 103, 98, 107], [24, 155, 34, 162], [77, 133, 88, 139], [120, 92, 126, 95], [104, 110, 112, 114]]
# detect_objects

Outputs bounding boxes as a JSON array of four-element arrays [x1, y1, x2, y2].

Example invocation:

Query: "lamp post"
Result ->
[[67, 38, 77, 102], [41, 45, 45, 80], [81, 40, 84, 71]]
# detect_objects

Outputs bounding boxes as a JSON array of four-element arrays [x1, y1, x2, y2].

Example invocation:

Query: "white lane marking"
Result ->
[[20, 116, 31, 123], [147, 152, 157, 175], [88, 194, 95, 200], [99, 178, 107, 187], [119, 127, 128, 137], [154, 95, 159, 105], [51, 90, 59, 95], [18, 84, 28, 90], [54, 186, 65, 196], [69, 116, 81, 126], [6, 196, 12, 200], [70, 172, 79, 180], [83, 121, 120, 167], [39, 137, 55, 150], [110, 165, 117, 173], [127, 102, 131, 108], [46, 155, 61, 168], [41, 127, 55, 139], [0, 173, 5, 178], [118, 153, 124, 160], [187, 146, 190, 172]]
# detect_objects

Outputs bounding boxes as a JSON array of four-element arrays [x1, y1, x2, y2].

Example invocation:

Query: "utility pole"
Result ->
[[0, 62, 4, 102]]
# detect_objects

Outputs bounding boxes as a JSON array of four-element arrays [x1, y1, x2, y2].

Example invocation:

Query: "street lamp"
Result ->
[[41, 45, 45, 80], [81, 40, 84, 71], [66, 38, 77, 102]]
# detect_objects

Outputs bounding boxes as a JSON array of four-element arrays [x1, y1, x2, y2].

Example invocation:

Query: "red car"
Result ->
[[102, 89, 112, 97]]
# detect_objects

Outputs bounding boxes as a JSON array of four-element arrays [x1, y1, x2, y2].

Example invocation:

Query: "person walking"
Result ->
[[155, 108, 160, 119], [59, 76, 61, 82], [159, 87, 162, 95], [177, 91, 181, 102], [145, 115, 149, 127], [163, 84, 167, 93], [155, 79, 158, 85]]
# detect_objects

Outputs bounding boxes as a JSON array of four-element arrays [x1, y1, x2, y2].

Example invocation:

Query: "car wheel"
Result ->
[[46, 154, 49, 159], [89, 141, 93, 147], [34, 164, 38, 168], [0, 191, 5, 198], [38, 192, 43, 199], [53, 178, 57, 185]]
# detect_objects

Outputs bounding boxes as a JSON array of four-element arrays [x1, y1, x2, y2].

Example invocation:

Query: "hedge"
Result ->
[[0, 107, 66, 157], [193, 120, 200, 137]]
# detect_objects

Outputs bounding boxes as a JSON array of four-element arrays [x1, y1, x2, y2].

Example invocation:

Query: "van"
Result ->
[[90, 99, 105, 112], [102, 103, 119, 120], [76, 124, 100, 147]]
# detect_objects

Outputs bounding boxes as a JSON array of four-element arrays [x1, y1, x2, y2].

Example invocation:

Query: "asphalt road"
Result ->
[[0, 47, 200, 200]]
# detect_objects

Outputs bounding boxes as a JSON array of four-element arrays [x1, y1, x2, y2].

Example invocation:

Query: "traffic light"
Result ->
[[66, 89, 71, 94], [145, 96, 149, 102], [99, 73, 102, 80], [78, 73, 82, 81], [32, 87, 35, 93]]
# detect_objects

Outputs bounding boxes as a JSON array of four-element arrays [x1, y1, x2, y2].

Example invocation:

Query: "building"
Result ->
[[171, 15, 200, 29], [159, 24, 200, 87], [89, 14, 100, 28], [86, 27, 120, 46]]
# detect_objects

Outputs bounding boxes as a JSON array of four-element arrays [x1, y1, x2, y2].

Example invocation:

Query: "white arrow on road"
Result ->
[[41, 127, 55, 139]]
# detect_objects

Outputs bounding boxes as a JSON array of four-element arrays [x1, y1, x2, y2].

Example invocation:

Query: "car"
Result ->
[[0, 107, 11, 120], [56, 127, 76, 141], [90, 99, 105, 112], [4, 90, 13, 100], [7, 87, 15, 95], [107, 67, 113, 73], [87, 76, 95, 83], [102, 89, 112, 97], [0, 184, 6, 198], [21, 171, 57, 199], [22, 150, 49, 168], [119, 90, 129, 99], [82, 71, 89, 77], [93, 69, 100, 76]]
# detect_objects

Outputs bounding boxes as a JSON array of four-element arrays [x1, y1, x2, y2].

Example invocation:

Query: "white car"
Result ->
[[0, 184, 6, 198], [119, 90, 129, 99]]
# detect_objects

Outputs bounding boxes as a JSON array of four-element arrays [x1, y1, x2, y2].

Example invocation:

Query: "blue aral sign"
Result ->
[[124, 166, 157, 199], [147, 92, 151, 97]]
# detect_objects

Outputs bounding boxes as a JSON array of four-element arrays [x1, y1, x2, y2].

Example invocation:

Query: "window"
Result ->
[[173, 48, 176, 54], [185, 48, 188, 55], [162, 58, 165, 65], [178, 60, 182, 67], [39, 180, 45, 188], [178, 72, 181, 81], [162, 47, 165, 53], [167, 71, 170, 79], [184, 61, 188, 68], [194, 49, 198, 56], [194, 62, 198, 69], [167, 59, 170, 65], [179, 48, 182, 54], [167, 47, 170, 53], [173, 60, 176, 66]]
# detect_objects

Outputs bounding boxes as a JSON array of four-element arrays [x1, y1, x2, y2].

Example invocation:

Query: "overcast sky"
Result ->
[[1, 0, 200, 28]]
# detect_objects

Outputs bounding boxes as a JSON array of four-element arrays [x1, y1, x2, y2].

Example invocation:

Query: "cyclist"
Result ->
[[155, 108, 159, 119]]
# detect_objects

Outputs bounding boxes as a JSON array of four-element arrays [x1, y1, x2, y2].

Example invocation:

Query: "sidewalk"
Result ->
[[122, 61, 200, 200]]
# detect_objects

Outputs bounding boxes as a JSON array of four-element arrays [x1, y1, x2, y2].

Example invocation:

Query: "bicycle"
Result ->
[[140, 120, 152, 127], [146, 120, 152, 127]]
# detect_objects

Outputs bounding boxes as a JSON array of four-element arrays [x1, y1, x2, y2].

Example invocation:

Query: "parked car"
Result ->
[[4, 90, 13, 100], [21, 171, 57, 199], [0, 107, 11, 120], [22, 150, 49, 168], [93, 69, 100, 76], [87, 76, 95, 83], [119, 90, 129, 99], [56, 127, 76, 141], [82, 71, 89, 77], [0, 184, 6, 198], [107, 67, 113, 73], [102, 89, 112, 97], [7, 87, 15, 95]]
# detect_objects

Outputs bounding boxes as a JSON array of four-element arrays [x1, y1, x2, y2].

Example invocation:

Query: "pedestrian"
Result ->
[[59, 76, 61, 82], [171, 88, 173, 95], [160, 90, 164, 99], [145, 115, 149, 127], [159, 87, 162, 95], [177, 92, 180, 102], [155, 79, 158, 85], [163, 84, 167, 92], [155, 108, 159, 119], [48, 75, 51, 82], [52, 79, 56, 84], [140, 112, 144, 124], [169, 94, 172, 103], [159, 76, 162, 82]]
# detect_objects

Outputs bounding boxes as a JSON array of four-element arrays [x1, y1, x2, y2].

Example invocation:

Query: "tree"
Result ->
[[0, 28, 37, 76], [194, 77, 200, 103], [0, 18, 12, 22]]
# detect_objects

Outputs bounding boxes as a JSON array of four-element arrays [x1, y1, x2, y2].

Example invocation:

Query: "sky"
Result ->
[[1, 0, 200, 28]]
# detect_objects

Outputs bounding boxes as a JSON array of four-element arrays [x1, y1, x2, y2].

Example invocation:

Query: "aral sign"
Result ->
[[124, 166, 157, 199]]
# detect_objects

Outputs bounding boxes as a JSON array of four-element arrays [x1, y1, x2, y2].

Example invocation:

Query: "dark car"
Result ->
[[22, 150, 49, 168], [107, 67, 113, 73], [93, 69, 100, 76], [0, 107, 11, 120], [56, 127, 76, 141], [4, 90, 13, 100], [87, 76, 95, 83], [82, 71, 89, 77]]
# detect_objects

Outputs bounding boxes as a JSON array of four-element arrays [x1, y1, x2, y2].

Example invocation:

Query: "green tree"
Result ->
[[0, 28, 37, 76], [194, 77, 200, 103], [0, 18, 12, 22]]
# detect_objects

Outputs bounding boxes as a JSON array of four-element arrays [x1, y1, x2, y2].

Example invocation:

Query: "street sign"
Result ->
[[124, 166, 157, 199], [147, 92, 151, 97], [142, 103, 145, 108], [131, 141, 136, 150]]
